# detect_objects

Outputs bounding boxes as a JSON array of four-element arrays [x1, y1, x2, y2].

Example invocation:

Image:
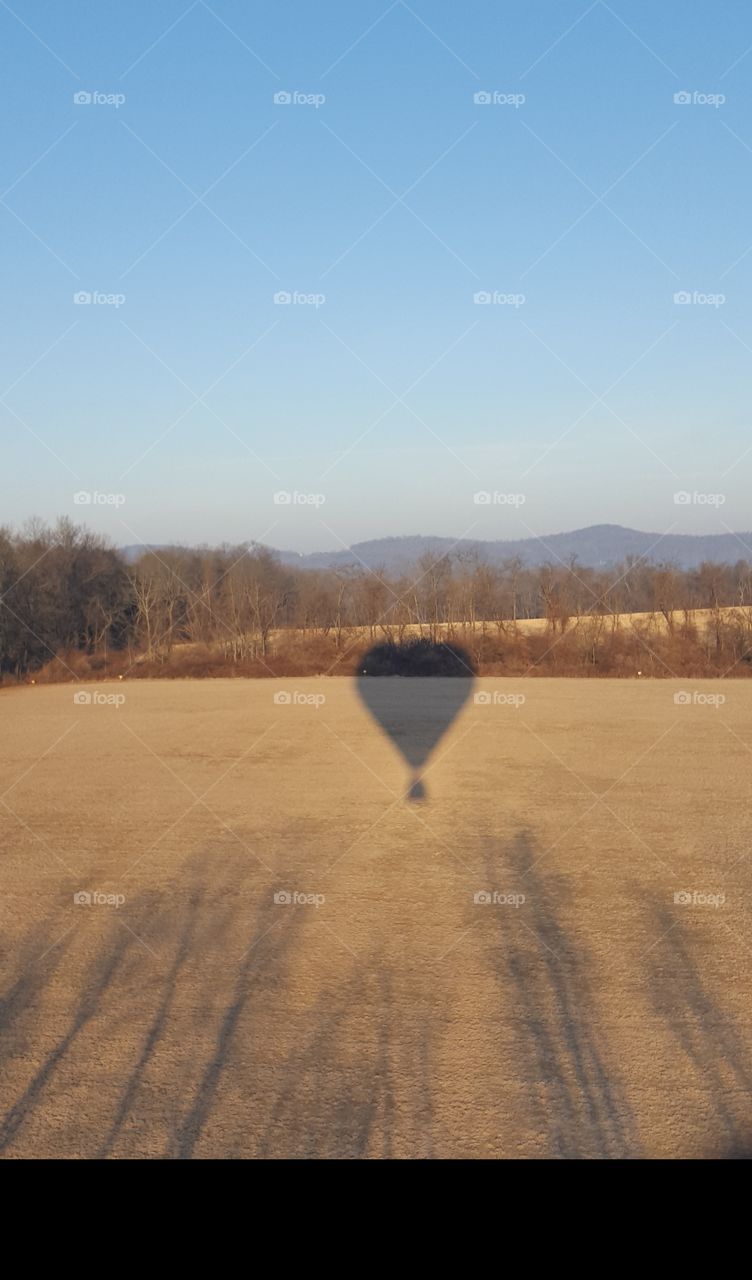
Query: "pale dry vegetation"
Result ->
[[1, 678, 749, 1157]]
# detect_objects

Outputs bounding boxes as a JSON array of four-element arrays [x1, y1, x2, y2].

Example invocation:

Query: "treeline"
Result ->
[[3, 519, 752, 681]]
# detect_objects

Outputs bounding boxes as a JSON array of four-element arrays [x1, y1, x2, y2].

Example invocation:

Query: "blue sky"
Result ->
[[2, 0, 752, 553]]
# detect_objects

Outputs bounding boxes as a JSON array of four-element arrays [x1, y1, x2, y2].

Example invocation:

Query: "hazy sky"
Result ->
[[3, 1, 752, 553]]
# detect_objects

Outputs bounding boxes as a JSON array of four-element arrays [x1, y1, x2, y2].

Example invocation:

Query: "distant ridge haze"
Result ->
[[121, 525, 752, 573]]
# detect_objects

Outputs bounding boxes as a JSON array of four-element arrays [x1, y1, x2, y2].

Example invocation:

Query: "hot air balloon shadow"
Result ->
[[356, 639, 476, 801]]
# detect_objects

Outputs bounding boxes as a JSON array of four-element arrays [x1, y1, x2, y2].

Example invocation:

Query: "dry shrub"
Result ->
[[34, 651, 97, 683], [359, 638, 475, 676], [273, 634, 347, 675], [19, 614, 752, 686]]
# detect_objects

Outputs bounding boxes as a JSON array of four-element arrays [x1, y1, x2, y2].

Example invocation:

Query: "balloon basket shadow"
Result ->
[[406, 774, 426, 802]]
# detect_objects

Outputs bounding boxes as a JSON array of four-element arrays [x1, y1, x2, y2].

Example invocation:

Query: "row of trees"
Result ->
[[3, 519, 752, 679]]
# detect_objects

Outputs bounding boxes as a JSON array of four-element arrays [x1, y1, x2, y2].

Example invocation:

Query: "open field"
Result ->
[[1, 677, 750, 1158]]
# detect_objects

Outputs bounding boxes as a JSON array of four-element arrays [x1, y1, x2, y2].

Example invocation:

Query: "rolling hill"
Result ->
[[120, 525, 752, 573]]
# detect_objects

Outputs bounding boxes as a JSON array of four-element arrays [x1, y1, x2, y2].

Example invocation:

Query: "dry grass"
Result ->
[[270, 606, 750, 641], [0, 677, 750, 1157]]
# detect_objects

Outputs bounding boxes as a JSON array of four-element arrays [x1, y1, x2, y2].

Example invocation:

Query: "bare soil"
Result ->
[[0, 677, 749, 1158]]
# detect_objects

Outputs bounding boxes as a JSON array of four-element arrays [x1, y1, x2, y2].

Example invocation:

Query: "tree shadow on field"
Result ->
[[244, 962, 437, 1160], [253, 962, 396, 1159], [0, 853, 433, 1158], [17, 832, 751, 1158], [643, 902, 752, 1159], [0, 919, 83, 1152], [480, 831, 641, 1158], [97, 874, 214, 1160], [0, 883, 210, 1156]]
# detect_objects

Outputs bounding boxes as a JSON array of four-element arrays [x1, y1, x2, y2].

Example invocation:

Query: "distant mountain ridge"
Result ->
[[273, 525, 752, 572], [122, 525, 752, 572]]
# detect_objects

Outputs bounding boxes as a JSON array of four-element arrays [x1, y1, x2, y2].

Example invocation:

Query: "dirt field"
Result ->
[[1, 676, 750, 1158]]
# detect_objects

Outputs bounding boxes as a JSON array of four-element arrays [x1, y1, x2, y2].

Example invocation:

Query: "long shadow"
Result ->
[[252, 961, 398, 1159], [1, 834, 631, 1159], [0, 855, 290, 1158], [96, 877, 211, 1158], [2, 831, 659, 1158], [0, 916, 142, 1153], [0, 855, 441, 1158], [166, 882, 305, 1160], [480, 831, 641, 1158], [0, 919, 78, 1067], [644, 902, 752, 1158]]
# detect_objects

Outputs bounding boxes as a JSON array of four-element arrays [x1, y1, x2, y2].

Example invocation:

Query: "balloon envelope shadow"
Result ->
[[356, 640, 475, 800]]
